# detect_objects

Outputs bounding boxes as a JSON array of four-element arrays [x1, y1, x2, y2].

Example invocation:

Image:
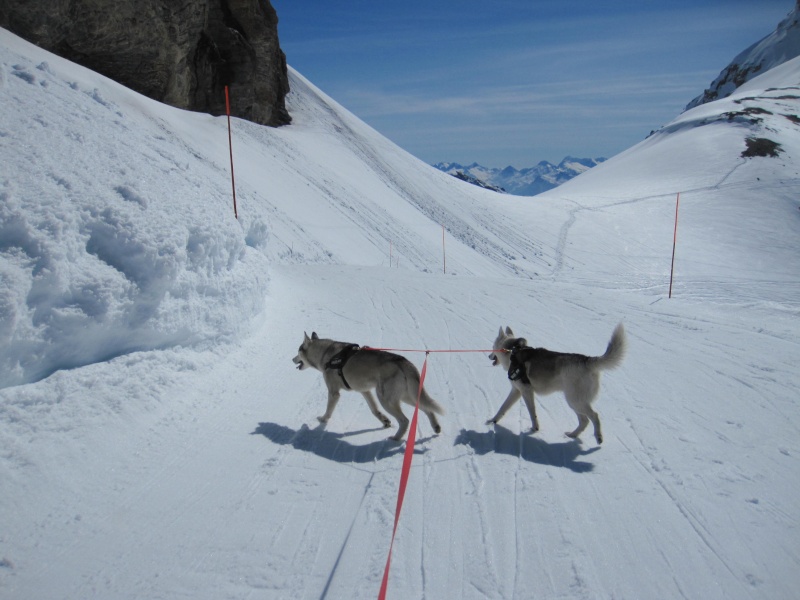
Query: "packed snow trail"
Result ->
[[4, 264, 798, 599]]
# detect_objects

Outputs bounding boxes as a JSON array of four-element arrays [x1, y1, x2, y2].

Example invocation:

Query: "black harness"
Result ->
[[507, 342, 533, 384], [325, 344, 361, 389]]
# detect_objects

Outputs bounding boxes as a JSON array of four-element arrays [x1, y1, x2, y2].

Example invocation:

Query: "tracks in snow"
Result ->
[[6, 263, 796, 599]]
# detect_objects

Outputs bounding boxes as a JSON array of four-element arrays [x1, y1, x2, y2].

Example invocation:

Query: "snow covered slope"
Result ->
[[0, 29, 546, 389], [1, 27, 799, 600], [534, 55, 800, 303]]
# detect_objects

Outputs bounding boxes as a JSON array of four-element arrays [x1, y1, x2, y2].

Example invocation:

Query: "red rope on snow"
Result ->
[[363, 346, 505, 354], [374, 344, 507, 598], [378, 352, 427, 600]]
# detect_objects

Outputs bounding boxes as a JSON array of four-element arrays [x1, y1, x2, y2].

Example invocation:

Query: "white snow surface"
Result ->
[[2, 27, 800, 600]]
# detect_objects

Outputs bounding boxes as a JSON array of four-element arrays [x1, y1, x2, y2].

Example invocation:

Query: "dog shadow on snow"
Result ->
[[455, 424, 599, 473], [251, 422, 432, 464]]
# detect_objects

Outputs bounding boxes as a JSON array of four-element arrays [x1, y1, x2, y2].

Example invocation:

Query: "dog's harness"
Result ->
[[325, 344, 360, 390], [507, 342, 533, 385]]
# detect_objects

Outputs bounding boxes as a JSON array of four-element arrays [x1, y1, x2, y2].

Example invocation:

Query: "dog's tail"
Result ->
[[402, 361, 446, 415], [419, 388, 446, 415], [590, 323, 626, 371]]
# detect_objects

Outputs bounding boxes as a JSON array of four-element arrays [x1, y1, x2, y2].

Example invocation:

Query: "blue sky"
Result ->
[[271, 1, 794, 168]]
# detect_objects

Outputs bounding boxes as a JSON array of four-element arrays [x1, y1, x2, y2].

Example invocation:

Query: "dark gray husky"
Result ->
[[488, 324, 626, 444], [293, 332, 444, 441]]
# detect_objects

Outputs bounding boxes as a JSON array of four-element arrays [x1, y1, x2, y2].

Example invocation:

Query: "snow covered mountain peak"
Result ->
[[432, 157, 606, 196], [686, 1, 800, 109]]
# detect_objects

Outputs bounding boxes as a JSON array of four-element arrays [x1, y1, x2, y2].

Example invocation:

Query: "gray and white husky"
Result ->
[[293, 332, 445, 441], [487, 323, 626, 444]]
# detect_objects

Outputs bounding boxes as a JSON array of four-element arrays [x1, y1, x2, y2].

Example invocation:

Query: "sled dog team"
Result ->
[[292, 323, 626, 445]]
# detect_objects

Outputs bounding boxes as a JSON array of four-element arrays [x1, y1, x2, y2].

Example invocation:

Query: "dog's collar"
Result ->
[[507, 342, 531, 384]]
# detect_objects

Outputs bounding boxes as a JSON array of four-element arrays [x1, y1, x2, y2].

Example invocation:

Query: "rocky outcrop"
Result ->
[[686, 1, 799, 110], [0, 0, 291, 126]]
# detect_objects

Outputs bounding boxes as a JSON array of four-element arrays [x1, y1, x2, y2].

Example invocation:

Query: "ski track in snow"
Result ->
[[551, 175, 800, 285], [619, 421, 743, 592], [239, 266, 798, 599]]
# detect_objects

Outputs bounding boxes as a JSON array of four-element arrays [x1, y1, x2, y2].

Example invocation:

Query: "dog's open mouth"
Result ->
[[489, 353, 498, 366], [295, 360, 304, 370]]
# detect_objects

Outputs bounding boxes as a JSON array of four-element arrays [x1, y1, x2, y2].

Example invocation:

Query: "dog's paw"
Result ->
[[596, 434, 603, 444], [565, 431, 578, 439], [380, 418, 392, 428], [433, 425, 441, 434], [317, 416, 329, 424], [486, 418, 497, 426], [388, 435, 403, 443]]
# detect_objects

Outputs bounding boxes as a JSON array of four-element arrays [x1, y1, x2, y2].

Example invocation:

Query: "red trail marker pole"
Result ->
[[442, 225, 446, 274], [225, 85, 238, 219], [669, 192, 680, 298]]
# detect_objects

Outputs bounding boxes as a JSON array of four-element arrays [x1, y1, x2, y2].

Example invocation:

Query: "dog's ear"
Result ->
[[304, 331, 310, 342], [498, 326, 505, 337], [505, 326, 514, 336], [311, 332, 319, 340]]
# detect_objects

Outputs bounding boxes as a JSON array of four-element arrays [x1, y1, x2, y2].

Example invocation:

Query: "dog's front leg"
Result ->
[[361, 391, 392, 428], [486, 387, 521, 425], [318, 388, 341, 424], [521, 386, 539, 432]]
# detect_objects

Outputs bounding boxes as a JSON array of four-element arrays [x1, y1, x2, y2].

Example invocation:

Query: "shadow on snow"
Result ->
[[251, 421, 431, 463], [253, 421, 597, 472], [455, 424, 599, 473]]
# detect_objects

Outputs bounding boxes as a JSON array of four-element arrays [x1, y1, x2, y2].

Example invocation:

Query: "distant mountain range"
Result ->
[[436, 3, 800, 198], [432, 157, 606, 196]]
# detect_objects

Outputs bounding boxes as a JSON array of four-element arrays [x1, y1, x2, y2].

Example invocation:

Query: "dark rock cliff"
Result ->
[[0, 0, 291, 126]]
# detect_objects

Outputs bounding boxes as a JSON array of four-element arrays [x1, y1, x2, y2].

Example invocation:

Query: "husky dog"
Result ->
[[293, 332, 445, 441], [487, 324, 626, 444]]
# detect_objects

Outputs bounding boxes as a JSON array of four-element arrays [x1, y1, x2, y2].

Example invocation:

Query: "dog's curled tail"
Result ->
[[591, 322, 626, 370]]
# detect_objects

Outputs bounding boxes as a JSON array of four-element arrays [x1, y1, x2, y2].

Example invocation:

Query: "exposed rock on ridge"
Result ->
[[0, 0, 291, 126], [686, 1, 800, 110]]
